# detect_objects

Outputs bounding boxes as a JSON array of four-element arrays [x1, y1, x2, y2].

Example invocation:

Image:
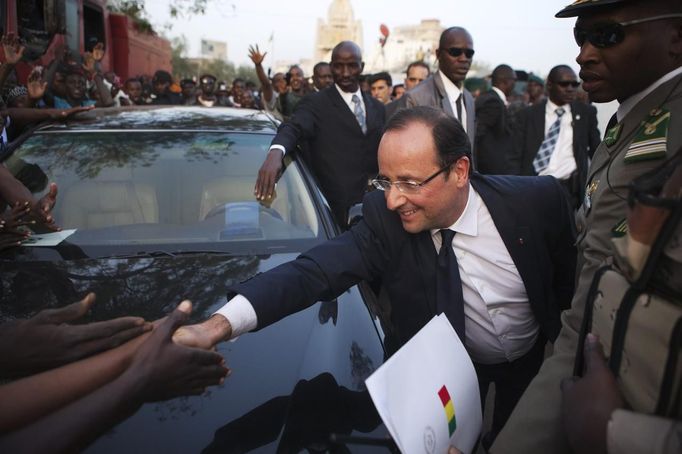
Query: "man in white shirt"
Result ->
[[253, 41, 385, 228], [176, 107, 576, 447], [401, 27, 477, 149], [513, 65, 601, 208]]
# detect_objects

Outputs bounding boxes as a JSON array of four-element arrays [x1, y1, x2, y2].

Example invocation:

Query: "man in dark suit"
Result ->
[[512, 65, 601, 208], [254, 41, 385, 227], [178, 107, 576, 446], [474, 64, 517, 175], [401, 27, 477, 149]]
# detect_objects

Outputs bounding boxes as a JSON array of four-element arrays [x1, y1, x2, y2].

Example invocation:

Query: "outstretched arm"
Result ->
[[248, 44, 274, 104], [0, 293, 151, 378], [0, 301, 228, 453]]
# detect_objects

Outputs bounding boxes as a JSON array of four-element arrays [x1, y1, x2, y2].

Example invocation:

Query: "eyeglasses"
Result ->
[[371, 163, 452, 194], [445, 47, 475, 59], [574, 14, 682, 48], [556, 80, 581, 88]]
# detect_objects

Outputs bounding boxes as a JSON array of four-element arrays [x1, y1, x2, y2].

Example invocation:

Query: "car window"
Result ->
[[5, 131, 322, 252]]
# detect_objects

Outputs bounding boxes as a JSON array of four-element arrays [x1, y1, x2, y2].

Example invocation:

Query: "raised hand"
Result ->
[[254, 149, 284, 200], [91, 42, 105, 62], [82, 51, 96, 74], [123, 301, 229, 402], [2, 33, 25, 65], [561, 333, 625, 454], [0, 293, 152, 377], [248, 44, 267, 65], [27, 66, 48, 101]]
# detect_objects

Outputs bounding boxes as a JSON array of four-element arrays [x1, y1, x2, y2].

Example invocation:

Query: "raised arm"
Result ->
[[248, 44, 274, 104]]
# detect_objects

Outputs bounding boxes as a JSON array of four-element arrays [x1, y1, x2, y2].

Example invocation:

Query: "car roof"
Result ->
[[37, 106, 280, 133]]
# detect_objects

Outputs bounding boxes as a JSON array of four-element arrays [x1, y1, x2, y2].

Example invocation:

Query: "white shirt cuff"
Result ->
[[213, 294, 258, 338], [269, 144, 286, 156]]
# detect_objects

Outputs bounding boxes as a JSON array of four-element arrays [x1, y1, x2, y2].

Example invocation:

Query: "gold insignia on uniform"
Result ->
[[611, 218, 628, 237], [624, 108, 670, 164], [584, 179, 599, 211], [604, 123, 622, 146]]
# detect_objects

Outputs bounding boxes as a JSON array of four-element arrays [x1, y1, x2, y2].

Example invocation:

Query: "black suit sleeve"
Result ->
[[546, 177, 577, 312], [510, 107, 529, 175], [270, 95, 318, 152], [229, 192, 391, 329], [474, 94, 502, 141]]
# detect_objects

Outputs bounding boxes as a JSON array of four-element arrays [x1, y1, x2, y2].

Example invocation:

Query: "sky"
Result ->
[[144, 0, 584, 77]]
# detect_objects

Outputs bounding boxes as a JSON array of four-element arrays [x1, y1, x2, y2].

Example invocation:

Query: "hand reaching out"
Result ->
[[2, 33, 25, 65], [122, 301, 229, 402], [0, 293, 153, 377], [27, 67, 48, 101]]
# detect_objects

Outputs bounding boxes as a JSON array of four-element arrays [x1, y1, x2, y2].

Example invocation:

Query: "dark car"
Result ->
[[0, 107, 393, 452]]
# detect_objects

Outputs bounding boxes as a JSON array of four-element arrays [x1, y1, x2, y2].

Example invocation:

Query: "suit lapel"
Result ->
[[434, 73, 455, 117], [362, 91, 379, 133], [326, 86, 364, 133], [571, 101, 585, 150], [471, 175, 545, 305]]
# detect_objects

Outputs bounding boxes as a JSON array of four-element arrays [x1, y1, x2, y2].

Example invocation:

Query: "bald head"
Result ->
[[438, 27, 473, 49], [331, 41, 365, 93], [332, 41, 362, 61]]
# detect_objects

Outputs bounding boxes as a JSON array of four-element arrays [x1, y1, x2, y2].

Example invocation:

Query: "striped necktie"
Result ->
[[533, 107, 566, 174], [351, 94, 367, 134]]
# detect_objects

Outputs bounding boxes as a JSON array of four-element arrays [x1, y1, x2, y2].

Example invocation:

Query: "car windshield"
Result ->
[[4, 130, 323, 257]]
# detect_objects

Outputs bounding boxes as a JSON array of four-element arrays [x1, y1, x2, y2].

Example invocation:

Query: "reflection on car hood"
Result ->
[[0, 254, 389, 452]]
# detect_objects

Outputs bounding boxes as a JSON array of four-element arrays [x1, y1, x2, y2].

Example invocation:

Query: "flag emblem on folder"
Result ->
[[438, 385, 457, 436]]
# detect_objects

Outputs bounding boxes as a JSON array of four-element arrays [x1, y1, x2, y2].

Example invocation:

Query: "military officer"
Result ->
[[492, 0, 682, 453]]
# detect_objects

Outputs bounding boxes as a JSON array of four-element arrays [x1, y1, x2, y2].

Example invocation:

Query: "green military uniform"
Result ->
[[492, 71, 682, 453]]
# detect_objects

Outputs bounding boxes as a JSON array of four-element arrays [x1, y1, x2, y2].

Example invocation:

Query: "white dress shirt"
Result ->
[[218, 184, 540, 364], [430, 185, 539, 364], [269, 84, 365, 156], [491, 86, 508, 106], [539, 99, 576, 181], [439, 70, 468, 133]]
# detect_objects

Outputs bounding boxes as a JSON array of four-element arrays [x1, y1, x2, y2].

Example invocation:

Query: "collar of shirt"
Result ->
[[545, 98, 572, 119], [430, 183, 478, 243], [491, 86, 508, 106], [335, 83, 364, 114], [617, 66, 682, 122], [438, 69, 463, 102]]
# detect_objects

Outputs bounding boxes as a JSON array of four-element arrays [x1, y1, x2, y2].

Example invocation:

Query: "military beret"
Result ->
[[555, 0, 631, 18], [528, 74, 545, 85]]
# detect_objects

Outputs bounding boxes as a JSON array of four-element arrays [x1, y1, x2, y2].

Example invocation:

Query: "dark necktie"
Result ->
[[455, 94, 463, 124], [436, 229, 466, 340]]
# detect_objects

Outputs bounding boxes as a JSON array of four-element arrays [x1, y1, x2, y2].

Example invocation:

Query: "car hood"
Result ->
[[0, 254, 390, 453]]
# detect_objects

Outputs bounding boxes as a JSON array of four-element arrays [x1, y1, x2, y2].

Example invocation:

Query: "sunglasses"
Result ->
[[556, 81, 581, 88], [445, 47, 475, 59], [574, 14, 682, 48]]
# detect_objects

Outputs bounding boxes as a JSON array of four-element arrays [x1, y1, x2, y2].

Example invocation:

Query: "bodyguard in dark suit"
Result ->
[[254, 41, 385, 227], [474, 64, 518, 175], [178, 107, 576, 447], [512, 65, 601, 208]]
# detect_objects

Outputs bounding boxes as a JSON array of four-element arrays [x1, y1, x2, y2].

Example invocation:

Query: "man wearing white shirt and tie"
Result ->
[[402, 27, 477, 156], [176, 107, 576, 449], [254, 41, 385, 228], [513, 65, 601, 208]]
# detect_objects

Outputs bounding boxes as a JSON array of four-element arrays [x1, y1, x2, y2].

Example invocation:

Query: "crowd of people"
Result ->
[[0, 0, 680, 452]]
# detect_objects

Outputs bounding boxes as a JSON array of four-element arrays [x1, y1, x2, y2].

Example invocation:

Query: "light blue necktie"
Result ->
[[533, 107, 566, 174], [351, 94, 367, 134]]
